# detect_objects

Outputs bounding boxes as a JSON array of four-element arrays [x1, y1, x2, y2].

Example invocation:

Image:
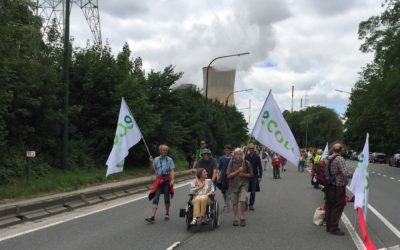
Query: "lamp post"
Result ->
[[335, 89, 351, 94], [205, 52, 250, 99], [225, 88, 253, 106]]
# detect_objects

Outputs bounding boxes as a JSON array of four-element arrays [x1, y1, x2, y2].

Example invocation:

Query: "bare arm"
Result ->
[[149, 156, 155, 173], [170, 169, 175, 185]]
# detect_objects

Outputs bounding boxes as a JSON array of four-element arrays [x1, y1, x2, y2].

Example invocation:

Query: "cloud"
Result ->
[[66, 0, 383, 131]]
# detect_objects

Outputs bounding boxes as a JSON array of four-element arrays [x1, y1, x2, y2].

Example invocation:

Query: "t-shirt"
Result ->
[[197, 158, 217, 179], [226, 159, 253, 193], [152, 156, 175, 176]]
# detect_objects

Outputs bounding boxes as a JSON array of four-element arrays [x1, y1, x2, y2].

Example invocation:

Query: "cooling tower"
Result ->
[[202, 67, 236, 106]]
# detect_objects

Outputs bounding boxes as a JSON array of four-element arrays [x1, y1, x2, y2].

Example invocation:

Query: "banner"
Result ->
[[251, 91, 300, 166], [106, 97, 142, 177], [349, 133, 370, 219], [322, 142, 329, 159]]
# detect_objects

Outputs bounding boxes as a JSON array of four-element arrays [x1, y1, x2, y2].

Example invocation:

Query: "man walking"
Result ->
[[192, 140, 211, 172], [217, 145, 232, 211], [195, 148, 217, 183], [146, 144, 175, 223], [227, 148, 253, 227], [245, 143, 262, 211], [325, 143, 352, 236]]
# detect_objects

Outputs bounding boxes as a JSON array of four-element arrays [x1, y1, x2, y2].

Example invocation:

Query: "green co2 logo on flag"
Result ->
[[113, 115, 135, 145], [260, 111, 294, 152]]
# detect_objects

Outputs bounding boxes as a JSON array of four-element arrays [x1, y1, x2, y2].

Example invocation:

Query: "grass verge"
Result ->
[[0, 161, 189, 202]]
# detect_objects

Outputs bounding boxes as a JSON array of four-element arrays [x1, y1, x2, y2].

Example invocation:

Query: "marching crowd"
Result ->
[[144, 140, 353, 236]]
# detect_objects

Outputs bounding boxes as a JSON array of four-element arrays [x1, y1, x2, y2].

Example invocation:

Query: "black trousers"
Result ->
[[324, 185, 346, 232]]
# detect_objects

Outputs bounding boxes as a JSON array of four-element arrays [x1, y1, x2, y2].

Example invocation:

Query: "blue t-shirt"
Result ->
[[218, 155, 232, 181], [153, 156, 175, 176]]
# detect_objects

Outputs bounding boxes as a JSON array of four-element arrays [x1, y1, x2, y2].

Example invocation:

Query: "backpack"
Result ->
[[320, 155, 339, 186]]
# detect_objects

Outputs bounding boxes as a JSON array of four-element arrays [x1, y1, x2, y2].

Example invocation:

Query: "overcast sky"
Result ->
[[68, 0, 383, 130]]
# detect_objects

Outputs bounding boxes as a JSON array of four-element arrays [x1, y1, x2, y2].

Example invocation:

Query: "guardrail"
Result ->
[[0, 170, 193, 229]]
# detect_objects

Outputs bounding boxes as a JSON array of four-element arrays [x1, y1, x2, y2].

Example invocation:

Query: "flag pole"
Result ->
[[247, 90, 272, 146], [122, 97, 152, 158], [250, 90, 272, 136]]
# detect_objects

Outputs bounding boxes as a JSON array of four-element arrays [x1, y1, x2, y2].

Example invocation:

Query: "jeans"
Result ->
[[298, 162, 305, 172], [152, 181, 170, 208], [273, 167, 280, 178], [249, 178, 257, 207]]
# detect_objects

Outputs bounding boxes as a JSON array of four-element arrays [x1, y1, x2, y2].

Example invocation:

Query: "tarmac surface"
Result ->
[[0, 160, 399, 250]]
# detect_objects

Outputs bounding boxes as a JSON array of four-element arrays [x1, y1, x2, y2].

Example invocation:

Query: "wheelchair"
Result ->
[[179, 194, 220, 230]]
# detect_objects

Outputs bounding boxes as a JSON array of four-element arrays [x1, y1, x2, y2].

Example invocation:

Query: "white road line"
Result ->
[[341, 213, 366, 250], [390, 177, 395, 180], [377, 173, 382, 175], [368, 205, 400, 239], [383, 175, 387, 177], [346, 186, 400, 240], [372, 171, 376, 174], [166, 241, 181, 250], [0, 180, 192, 242], [398, 180, 400, 182], [379, 245, 400, 250]]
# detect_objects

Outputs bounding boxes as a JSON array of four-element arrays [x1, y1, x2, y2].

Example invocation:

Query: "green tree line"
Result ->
[[344, 0, 400, 154], [283, 106, 344, 149], [0, 0, 248, 185]]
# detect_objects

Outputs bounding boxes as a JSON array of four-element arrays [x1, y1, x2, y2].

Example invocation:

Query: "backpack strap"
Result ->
[[327, 154, 339, 183]]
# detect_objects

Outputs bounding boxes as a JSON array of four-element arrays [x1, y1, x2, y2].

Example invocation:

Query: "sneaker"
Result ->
[[249, 206, 255, 211], [330, 229, 345, 236], [145, 216, 155, 223], [164, 214, 170, 220], [190, 218, 198, 226]]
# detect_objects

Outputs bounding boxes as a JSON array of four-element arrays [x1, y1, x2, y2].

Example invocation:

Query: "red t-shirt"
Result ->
[[272, 158, 281, 168]]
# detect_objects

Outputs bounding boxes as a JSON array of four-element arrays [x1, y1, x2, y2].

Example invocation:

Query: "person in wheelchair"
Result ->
[[190, 168, 215, 226]]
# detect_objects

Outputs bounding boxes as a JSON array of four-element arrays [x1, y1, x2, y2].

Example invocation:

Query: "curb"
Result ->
[[0, 170, 192, 229]]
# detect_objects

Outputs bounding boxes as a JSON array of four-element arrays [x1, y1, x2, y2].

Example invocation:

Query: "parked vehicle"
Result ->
[[388, 153, 400, 167], [349, 152, 358, 161], [370, 153, 386, 164]]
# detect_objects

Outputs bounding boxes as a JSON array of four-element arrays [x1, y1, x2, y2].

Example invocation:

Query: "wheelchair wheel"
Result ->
[[185, 204, 193, 231], [211, 201, 219, 230]]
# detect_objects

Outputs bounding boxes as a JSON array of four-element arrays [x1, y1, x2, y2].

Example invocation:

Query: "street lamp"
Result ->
[[335, 89, 351, 94], [225, 88, 253, 106], [205, 52, 250, 99]]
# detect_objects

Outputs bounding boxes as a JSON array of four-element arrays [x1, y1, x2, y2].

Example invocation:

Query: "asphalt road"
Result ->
[[0, 161, 398, 250], [345, 160, 400, 248]]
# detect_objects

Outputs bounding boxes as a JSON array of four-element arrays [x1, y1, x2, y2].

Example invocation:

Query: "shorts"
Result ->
[[230, 185, 248, 205]]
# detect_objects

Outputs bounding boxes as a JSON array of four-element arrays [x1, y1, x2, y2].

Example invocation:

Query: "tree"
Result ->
[[284, 106, 343, 148], [344, 0, 400, 153]]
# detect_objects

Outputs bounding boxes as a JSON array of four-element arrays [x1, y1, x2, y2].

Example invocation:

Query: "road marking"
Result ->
[[372, 171, 376, 174], [383, 175, 387, 177], [166, 241, 181, 250], [368, 205, 400, 239], [341, 213, 366, 250], [0, 180, 192, 242], [377, 173, 381, 175], [379, 245, 400, 250], [346, 186, 400, 240], [390, 177, 395, 180]]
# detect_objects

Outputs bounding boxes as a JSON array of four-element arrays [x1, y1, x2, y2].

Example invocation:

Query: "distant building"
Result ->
[[202, 67, 236, 106]]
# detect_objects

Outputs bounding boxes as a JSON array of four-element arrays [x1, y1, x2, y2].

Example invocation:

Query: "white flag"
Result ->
[[106, 97, 142, 177], [251, 91, 300, 166], [349, 133, 370, 219], [322, 142, 329, 159]]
